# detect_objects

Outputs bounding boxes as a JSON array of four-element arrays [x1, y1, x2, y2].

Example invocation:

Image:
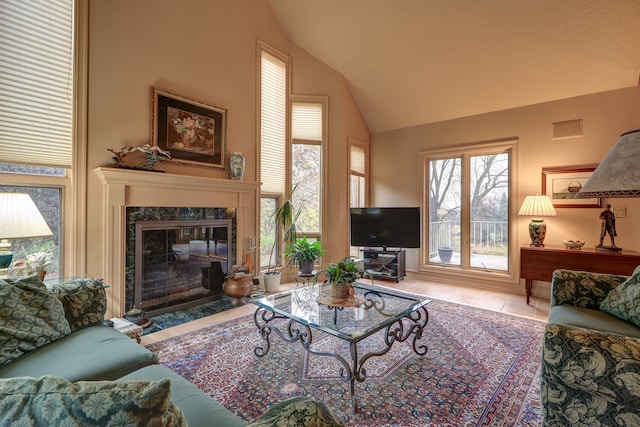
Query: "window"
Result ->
[[0, 0, 78, 278], [421, 140, 516, 279], [0, 183, 62, 277], [349, 138, 368, 256], [291, 99, 325, 250], [349, 139, 367, 208], [258, 43, 289, 269]]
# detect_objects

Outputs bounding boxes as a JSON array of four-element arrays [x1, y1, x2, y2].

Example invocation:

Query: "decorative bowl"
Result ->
[[563, 240, 585, 250]]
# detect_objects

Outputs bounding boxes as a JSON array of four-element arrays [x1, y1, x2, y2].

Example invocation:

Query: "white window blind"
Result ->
[[292, 102, 322, 141], [0, 0, 74, 168], [350, 144, 365, 175], [260, 50, 286, 194]]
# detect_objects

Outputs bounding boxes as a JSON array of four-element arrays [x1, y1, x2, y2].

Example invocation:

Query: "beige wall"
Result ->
[[86, 0, 369, 310], [371, 86, 640, 296]]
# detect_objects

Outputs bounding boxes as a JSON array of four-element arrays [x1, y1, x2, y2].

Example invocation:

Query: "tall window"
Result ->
[[258, 44, 289, 268], [291, 99, 325, 249], [421, 141, 515, 276], [0, 0, 76, 278], [349, 139, 367, 208], [349, 138, 368, 256]]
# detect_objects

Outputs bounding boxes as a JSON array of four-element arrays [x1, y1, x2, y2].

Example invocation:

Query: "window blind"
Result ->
[[292, 102, 322, 141], [350, 144, 365, 175], [0, 0, 73, 168], [260, 51, 286, 194]]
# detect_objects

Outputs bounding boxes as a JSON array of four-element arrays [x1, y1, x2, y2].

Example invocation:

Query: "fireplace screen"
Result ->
[[135, 219, 232, 315]]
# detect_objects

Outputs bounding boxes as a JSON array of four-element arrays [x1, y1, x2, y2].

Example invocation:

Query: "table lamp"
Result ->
[[0, 193, 53, 269], [518, 194, 557, 247]]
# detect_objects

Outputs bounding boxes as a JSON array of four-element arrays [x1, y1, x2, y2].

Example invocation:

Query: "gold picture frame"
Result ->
[[151, 87, 226, 168], [542, 166, 602, 208]]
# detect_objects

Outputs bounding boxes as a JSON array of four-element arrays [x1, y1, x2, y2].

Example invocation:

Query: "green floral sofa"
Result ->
[[0, 275, 343, 427], [541, 269, 640, 426]]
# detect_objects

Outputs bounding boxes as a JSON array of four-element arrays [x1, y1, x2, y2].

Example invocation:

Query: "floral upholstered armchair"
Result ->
[[541, 269, 640, 426]]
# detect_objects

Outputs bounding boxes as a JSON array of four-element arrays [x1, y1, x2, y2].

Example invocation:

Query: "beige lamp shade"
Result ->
[[0, 193, 53, 239], [576, 128, 640, 198], [518, 195, 556, 247], [517, 195, 557, 218]]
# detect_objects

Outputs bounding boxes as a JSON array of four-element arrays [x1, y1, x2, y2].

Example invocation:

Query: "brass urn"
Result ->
[[223, 274, 253, 305]]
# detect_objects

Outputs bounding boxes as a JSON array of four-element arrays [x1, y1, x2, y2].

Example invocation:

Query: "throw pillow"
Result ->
[[45, 277, 107, 331], [0, 376, 186, 427], [0, 276, 71, 366], [247, 396, 344, 427], [600, 265, 640, 327]]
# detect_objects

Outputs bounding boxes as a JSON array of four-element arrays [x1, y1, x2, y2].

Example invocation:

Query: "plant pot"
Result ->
[[300, 260, 315, 275], [437, 247, 454, 263], [333, 282, 353, 299], [263, 272, 281, 292], [223, 274, 253, 305]]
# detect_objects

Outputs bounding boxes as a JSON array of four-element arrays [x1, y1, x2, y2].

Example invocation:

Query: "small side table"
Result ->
[[295, 271, 316, 287], [110, 317, 143, 343]]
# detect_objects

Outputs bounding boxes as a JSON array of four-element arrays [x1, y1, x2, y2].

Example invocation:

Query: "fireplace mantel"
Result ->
[[93, 167, 259, 317]]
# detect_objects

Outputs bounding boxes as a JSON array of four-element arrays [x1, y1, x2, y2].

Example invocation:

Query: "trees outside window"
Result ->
[[423, 142, 514, 273]]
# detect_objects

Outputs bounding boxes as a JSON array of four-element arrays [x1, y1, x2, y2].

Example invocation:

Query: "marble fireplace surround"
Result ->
[[94, 167, 259, 318]]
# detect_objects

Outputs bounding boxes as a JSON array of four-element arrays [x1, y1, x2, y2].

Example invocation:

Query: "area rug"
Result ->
[[146, 298, 546, 426]]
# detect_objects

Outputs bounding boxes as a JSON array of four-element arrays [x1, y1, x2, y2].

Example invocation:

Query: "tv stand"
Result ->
[[361, 249, 406, 282]]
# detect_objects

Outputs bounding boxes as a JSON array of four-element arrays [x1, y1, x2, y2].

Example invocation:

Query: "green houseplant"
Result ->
[[263, 185, 300, 292], [285, 237, 327, 274], [315, 256, 370, 299]]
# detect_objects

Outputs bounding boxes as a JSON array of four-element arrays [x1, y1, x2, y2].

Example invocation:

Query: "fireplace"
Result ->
[[126, 207, 236, 317], [94, 167, 259, 319]]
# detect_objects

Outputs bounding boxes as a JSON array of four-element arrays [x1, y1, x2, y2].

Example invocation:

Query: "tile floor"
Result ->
[[140, 277, 550, 346]]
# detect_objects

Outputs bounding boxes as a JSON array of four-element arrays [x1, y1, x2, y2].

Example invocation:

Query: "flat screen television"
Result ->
[[350, 207, 420, 249]]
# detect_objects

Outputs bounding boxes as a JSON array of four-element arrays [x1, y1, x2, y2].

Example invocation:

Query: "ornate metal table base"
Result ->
[[253, 305, 429, 413]]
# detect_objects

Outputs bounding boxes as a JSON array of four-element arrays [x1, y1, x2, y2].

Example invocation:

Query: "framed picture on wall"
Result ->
[[151, 87, 226, 168], [542, 166, 602, 208]]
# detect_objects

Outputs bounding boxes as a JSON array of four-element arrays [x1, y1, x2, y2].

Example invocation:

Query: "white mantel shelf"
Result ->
[[94, 166, 259, 194], [92, 166, 259, 317]]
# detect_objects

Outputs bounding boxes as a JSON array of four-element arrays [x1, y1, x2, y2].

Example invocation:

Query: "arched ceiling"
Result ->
[[267, 0, 640, 134]]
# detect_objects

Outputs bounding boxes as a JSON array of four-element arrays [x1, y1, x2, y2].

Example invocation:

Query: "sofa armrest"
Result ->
[[45, 278, 107, 332], [551, 269, 628, 309], [541, 323, 640, 422]]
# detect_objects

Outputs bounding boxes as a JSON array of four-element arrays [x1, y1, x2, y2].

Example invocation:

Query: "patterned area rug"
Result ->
[[146, 298, 546, 426]]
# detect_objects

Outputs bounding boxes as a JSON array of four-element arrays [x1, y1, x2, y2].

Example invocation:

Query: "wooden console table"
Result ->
[[520, 245, 640, 304]]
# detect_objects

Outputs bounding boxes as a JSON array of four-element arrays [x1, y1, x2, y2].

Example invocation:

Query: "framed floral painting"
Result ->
[[151, 87, 226, 168], [542, 166, 602, 208]]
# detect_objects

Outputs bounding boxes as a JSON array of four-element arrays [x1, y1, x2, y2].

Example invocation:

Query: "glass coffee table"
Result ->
[[252, 282, 431, 412]]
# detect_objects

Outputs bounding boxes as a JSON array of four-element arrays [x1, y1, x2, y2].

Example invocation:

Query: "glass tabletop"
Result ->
[[252, 282, 431, 342]]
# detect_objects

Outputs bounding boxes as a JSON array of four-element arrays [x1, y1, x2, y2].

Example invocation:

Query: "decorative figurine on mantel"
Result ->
[[597, 204, 621, 252], [107, 144, 172, 171]]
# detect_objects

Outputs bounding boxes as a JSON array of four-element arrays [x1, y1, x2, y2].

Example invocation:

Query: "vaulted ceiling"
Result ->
[[267, 0, 640, 134]]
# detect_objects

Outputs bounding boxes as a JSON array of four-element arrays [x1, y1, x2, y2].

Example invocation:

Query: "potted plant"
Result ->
[[263, 185, 300, 292], [315, 256, 368, 299], [285, 237, 326, 275]]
